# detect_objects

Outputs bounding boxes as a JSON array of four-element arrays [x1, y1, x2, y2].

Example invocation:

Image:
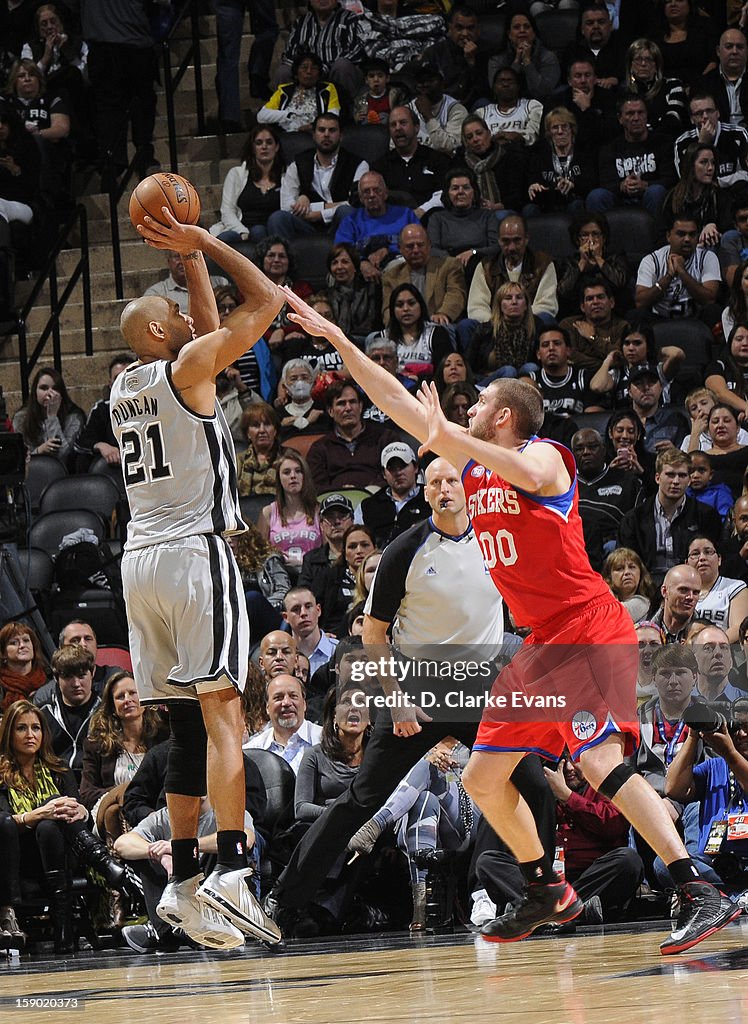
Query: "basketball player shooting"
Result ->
[[280, 285, 742, 956], [109, 205, 283, 950]]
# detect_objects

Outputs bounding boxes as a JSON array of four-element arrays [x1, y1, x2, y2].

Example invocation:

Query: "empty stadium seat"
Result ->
[[339, 125, 389, 166], [239, 493, 275, 525], [39, 475, 121, 534], [535, 9, 579, 57], [652, 318, 714, 403], [527, 214, 574, 259], [290, 235, 335, 291], [29, 509, 107, 556], [571, 410, 614, 436], [25, 455, 67, 515], [605, 208, 659, 276], [280, 131, 316, 165]]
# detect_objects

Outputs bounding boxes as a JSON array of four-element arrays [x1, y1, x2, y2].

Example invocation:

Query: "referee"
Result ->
[[265, 457, 553, 932]]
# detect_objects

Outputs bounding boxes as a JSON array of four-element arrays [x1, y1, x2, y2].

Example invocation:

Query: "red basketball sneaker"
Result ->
[[480, 880, 584, 942]]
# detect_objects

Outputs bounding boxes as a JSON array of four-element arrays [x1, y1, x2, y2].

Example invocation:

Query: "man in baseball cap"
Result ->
[[628, 366, 689, 453], [298, 493, 354, 596], [357, 441, 429, 547]]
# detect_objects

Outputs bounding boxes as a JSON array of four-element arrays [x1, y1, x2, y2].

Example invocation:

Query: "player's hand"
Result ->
[[137, 207, 209, 253], [281, 285, 342, 345], [416, 380, 456, 457], [391, 701, 432, 737]]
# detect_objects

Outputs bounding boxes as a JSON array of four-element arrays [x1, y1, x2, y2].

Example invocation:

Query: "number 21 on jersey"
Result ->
[[121, 422, 172, 487], [478, 528, 518, 568]]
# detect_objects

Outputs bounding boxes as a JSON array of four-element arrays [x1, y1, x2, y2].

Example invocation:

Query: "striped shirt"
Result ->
[[283, 6, 365, 70]]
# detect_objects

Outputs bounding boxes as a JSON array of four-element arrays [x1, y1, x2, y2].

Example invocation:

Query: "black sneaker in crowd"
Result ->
[[660, 880, 743, 955], [481, 881, 584, 943]]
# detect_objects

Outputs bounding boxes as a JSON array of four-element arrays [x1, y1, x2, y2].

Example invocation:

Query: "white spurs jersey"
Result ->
[[695, 575, 747, 629], [110, 360, 247, 550]]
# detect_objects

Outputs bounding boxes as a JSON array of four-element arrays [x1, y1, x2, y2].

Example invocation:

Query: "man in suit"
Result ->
[[381, 223, 466, 327]]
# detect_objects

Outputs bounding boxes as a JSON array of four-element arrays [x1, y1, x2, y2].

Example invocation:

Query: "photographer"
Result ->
[[664, 699, 748, 897]]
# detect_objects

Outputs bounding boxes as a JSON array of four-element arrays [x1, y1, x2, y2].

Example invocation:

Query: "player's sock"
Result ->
[[667, 857, 702, 886], [520, 855, 559, 887], [172, 838, 200, 882], [216, 830, 248, 871]]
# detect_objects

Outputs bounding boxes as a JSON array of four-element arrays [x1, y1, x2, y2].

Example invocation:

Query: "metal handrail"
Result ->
[[15, 204, 92, 402], [108, 0, 204, 298]]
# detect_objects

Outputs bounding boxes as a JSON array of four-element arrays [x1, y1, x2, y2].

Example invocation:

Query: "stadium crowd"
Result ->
[[1, 0, 748, 955]]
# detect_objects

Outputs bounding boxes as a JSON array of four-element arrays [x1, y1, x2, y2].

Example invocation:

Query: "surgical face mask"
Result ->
[[289, 380, 312, 401]]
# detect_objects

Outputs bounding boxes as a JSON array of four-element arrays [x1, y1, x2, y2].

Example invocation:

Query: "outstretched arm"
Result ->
[[137, 210, 283, 381], [281, 286, 431, 446], [416, 383, 569, 495]]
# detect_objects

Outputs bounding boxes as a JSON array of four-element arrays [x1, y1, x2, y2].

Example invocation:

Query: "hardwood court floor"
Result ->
[[1, 919, 747, 1024]]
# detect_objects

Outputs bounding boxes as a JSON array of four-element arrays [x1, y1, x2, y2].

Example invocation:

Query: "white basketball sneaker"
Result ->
[[156, 873, 245, 950], [197, 866, 282, 944]]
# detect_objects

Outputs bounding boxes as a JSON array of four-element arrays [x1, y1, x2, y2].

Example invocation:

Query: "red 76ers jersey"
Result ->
[[461, 438, 612, 635]]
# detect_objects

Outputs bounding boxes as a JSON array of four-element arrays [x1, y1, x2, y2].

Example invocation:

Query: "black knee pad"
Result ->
[[166, 702, 207, 797], [596, 762, 636, 800]]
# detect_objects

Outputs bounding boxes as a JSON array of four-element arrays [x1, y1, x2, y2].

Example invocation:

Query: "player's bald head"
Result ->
[[120, 295, 170, 354]]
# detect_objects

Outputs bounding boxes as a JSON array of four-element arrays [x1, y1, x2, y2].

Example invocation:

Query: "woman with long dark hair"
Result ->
[[0, 622, 49, 713], [648, 0, 718, 87], [382, 284, 453, 378], [0, 701, 140, 951], [705, 321, 748, 417], [662, 143, 729, 247], [434, 351, 476, 397], [703, 403, 748, 498], [590, 323, 684, 408], [258, 449, 321, 573], [487, 10, 561, 101], [606, 408, 651, 481], [12, 365, 84, 465], [325, 242, 381, 340], [318, 525, 376, 637], [80, 672, 168, 842], [722, 259, 748, 339], [211, 124, 284, 245], [555, 212, 629, 318]]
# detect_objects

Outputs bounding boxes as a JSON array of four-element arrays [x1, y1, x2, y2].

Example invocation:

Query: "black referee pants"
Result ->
[[273, 712, 554, 909]]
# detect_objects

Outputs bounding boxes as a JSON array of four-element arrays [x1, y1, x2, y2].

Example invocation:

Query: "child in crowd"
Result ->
[[353, 59, 394, 125], [680, 386, 748, 453], [687, 450, 734, 519]]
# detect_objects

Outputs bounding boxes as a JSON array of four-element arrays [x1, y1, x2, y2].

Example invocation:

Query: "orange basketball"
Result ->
[[129, 172, 201, 231]]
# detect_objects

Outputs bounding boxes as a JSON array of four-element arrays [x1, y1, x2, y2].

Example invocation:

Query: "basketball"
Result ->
[[129, 172, 201, 231]]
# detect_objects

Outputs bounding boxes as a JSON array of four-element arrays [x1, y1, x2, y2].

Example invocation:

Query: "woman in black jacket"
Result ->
[[0, 700, 140, 951], [525, 107, 597, 218]]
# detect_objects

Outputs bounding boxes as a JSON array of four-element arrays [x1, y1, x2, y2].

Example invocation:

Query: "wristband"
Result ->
[[654, 281, 663, 295]]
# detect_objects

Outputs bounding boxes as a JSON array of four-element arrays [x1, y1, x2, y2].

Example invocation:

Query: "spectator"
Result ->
[[523, 325, 601, 416], [561, 2, 624, 87], [691, 623, 746, 704], [650, 563, 703, 641], [637, 644, 699, 791], [371, 106, 450, 216], [252, 236, 313, 369], [468, 281, 539, 384], [227, 527, 291, 638], [355, 0, 445, 77], [635, 215, 721, 323], [12, 365, 84, 466], [209, 125, 284, 246], [298, 493, 354, 596], [268, 113, 365, 240], [417, 5, 489, 109], [351, 58, 400, 127], [0, 700, 140, 953], [80, 0, 159, 188], [357, 441, 430, 548], [722, 257, 748, 337], [524, 107, 597, 218], [360, 336, 419, 427], [334, 171, 418, 268], [488, 10, 561, 102], [457, 114, 527, 217], [628, 366, 690, 453], [278, 0, 365, 103], [623, 39, 687, 136], [258, 450, 322, 574], [258, 52, 340, 134], [214, 0, 278, 118], [21, 5, 88, 115], [467, 214, 558, 324], [590, 322, 684, 407], [244, 675, 322, 774], [0, 109, 39, 309], [382, 224, 466, 328], [551, 58, 617, 149], [258, 631, 299, 683], [555, 212, 629, 319], [143, 251, 228, 314], [681, 385, 748, 454], [588, 93, 676, 215], [441, 382, 478, 429], [674, 90, 748, 190], [687, 535, 748, 642], [48, 619, 123, 695], [704, 27, 748, 127], [280, 291, 347, 376], [705, 322, 748, 419], [407, 64, 468, 157], [316, 524, 377, 636], [648, 0, 719, 88], [476, 66, 543, 148], [282, 586, 338, 679], [663, 144, 731, 247], [602, 547, 656, 623], [324, 243, 382, 339], [559, 278, 630, 372], [39, 645, 101, 780], [687, 450, 735, 519], [572, 428, 642, 568], [434, 351, 476, 397], [619, 449, 723, 586], [380, 283, 453, 377], [236, 401, 283, 496], [426, 167, 499, 273], [79, 671, 167, 843], [0, 622, 49, 713], [606, 407, 652, 482], [307, 380, 398, 491], [74, 352, 133, 473], [278, 359, 329, 440], [351, 550, 381, 608], [719, 197, 748, 289], [703, 403, 748, 497]]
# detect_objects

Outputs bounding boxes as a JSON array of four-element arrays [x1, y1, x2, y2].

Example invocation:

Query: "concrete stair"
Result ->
[[1, 12, 289, 415]]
